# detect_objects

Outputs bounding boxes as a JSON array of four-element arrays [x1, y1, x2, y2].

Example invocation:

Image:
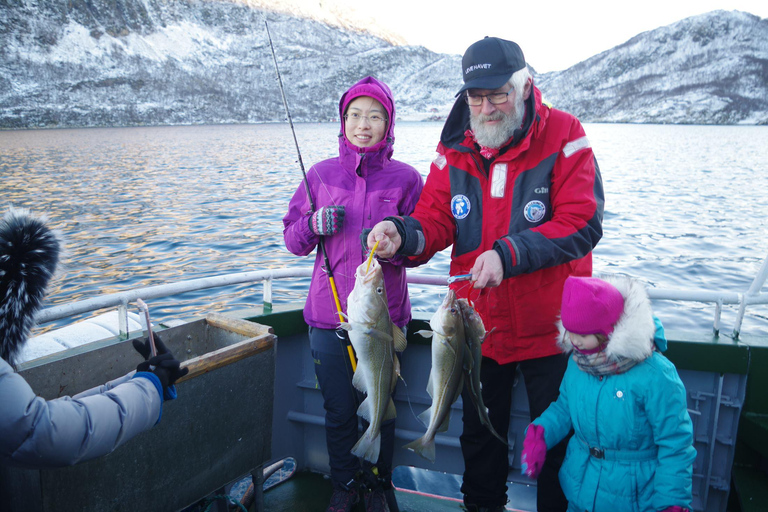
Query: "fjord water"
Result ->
[[1, 122, 767, 335]]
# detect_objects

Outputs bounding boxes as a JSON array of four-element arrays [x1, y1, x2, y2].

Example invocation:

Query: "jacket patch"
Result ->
[[433, 153, 447, 170], [451, 195, 471, 219], [563, 136, 590, 158], [524, 200, 546, 223], [490, 163, 507, 198]]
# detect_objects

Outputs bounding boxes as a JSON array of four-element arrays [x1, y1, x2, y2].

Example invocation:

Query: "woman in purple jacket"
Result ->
[[283, 76, 423, 512]]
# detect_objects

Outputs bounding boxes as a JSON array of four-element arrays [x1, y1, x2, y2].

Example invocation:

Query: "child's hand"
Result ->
[[521, 424, 547, 478]]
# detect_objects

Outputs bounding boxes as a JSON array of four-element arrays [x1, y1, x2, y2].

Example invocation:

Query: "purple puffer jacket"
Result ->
[[283, 76, 424, 329]]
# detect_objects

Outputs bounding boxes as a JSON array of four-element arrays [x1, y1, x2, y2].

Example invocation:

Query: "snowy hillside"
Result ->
[[537, 10, 768, 124], [0, 2, 765, 128]]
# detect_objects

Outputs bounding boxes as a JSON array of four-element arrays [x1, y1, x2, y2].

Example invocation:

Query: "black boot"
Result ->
[[357, 468, 397, 512], [462, 504, 505, 512]]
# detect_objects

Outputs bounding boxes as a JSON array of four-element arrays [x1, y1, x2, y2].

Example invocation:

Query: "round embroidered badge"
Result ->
[[451, 195, 471, 220], [524, 200, 546, 223]]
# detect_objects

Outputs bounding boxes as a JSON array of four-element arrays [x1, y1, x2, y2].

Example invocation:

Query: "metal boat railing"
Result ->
[[36, 253, 768, 339]]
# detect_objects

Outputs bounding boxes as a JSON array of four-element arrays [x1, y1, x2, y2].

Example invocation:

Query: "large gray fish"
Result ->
[[404, 289, 465, 463], [458, 298, 507, 445], [339, 258, 407, 463]]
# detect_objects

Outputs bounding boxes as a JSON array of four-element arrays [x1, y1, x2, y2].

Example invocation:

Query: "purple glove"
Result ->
[[309, 205, 345, 236], [521, 424, 547, 478], [661, 507, 689, 512]]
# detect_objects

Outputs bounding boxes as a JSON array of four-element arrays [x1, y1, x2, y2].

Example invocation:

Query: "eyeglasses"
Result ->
[[465, 90, 513, 106], [344, 113, 388, 126]]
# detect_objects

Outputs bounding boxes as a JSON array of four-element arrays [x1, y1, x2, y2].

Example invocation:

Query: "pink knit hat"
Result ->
[[561, 276, 624, 336], [340, 81, 393, 122], [338, 76, 395, 154]]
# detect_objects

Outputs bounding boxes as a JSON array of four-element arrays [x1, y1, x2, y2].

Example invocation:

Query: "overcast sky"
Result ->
[[325, 0, 767, 73]]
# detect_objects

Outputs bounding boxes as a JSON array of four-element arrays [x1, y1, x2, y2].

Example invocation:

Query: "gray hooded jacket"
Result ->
[[0, 208, 163, 469], [0, 362, 162, 469]]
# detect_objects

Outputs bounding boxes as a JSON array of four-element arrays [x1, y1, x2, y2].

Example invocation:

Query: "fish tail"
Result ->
[[404, 436, 436, 463], [351, 429, 381, 464], [484, 420, 509, 446]]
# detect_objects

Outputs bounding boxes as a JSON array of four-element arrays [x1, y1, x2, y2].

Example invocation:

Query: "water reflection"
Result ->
[[1, 123, 767, 335]]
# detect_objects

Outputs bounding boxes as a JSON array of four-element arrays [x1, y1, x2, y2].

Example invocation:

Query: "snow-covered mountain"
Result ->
[[0, 0, 460, 128], [0, 2, 765, 128], [537, 10, 768, 125]]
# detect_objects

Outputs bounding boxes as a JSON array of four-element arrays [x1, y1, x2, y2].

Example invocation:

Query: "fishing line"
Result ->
[[264, 19, 357, 373], [395, 372, 428, 429]]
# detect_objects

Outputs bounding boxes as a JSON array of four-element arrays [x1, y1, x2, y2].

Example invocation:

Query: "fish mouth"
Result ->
[[429, 289, 460, 336], [441, 289, 456, 307], [356, 258, 381, 283]]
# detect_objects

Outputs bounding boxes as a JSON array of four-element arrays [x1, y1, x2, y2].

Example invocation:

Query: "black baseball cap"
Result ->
[[457, 37, 526, 95]]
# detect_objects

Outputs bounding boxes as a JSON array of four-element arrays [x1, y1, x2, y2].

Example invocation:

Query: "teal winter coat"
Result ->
[[533, 276, 695, 512]]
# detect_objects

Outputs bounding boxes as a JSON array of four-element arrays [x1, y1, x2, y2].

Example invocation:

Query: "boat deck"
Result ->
[[262, 470, 532, 512]]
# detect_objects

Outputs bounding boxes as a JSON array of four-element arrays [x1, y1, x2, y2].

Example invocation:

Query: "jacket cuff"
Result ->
[[492, 237, 516, 279], [133, 372, 164, 423], [385, 216, 425, 257], [304, 211, 319, 239]]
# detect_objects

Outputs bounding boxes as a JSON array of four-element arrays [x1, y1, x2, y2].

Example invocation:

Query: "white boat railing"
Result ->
[[36, 254, 768, 339]]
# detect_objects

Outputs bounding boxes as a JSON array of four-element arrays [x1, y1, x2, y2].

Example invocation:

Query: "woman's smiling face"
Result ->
[[344, 96, 387, 148]]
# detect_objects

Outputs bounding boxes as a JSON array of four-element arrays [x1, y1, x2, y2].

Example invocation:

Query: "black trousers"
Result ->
[[309, 326, 397, 488], [460, 353, 570, 511]]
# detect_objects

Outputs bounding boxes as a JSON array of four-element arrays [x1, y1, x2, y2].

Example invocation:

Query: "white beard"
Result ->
[[469, 94, 525, 149]]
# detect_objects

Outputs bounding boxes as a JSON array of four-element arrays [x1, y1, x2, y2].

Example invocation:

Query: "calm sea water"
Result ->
[[1, 122, 767, 335]]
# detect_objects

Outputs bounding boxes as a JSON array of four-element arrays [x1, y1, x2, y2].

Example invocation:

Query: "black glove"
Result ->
[[133, 335, 188, 392], [360, 228, 372, 252]]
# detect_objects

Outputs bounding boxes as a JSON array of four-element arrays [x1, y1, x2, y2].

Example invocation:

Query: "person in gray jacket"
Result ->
[[0, 207, 187, 469]]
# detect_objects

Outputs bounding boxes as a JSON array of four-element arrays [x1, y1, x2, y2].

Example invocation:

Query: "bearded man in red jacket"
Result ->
[[368, 37, 604, 512]]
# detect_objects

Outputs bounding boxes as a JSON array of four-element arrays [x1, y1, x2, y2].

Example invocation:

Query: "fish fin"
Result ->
[[352, 368, 366, 393], [339, 322, 353, 332], [352, 429, 381, 463], [393, 325, 408, 352], [486, 422, 509, 446], [403, 437, 436, 463], [368, 328, 394, 343], [391, 364, 399, 393], [477, 403, 508, 445], [416, 329, 433, 338], [356, 397, 373, 423], [417, 407, 431, 428], [441, 337, 460, 357], [383, 398, 397, 421], [425, 372, 435, 399]]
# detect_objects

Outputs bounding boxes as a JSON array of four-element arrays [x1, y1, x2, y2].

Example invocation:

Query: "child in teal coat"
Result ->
[[522, 275, 695, 512]]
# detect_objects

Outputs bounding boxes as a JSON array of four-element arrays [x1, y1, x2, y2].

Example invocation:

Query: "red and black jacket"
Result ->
[[395, 84, 604, 363]]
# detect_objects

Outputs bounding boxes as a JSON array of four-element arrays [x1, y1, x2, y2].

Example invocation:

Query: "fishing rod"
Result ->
[[264, 20, 356, 372]]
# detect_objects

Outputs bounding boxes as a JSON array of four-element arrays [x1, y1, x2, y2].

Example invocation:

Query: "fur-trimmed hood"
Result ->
[[0, 207, 60, 366], [557, 275, 655, 362]]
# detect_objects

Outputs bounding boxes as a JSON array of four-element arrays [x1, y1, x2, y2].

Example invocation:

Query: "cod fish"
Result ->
[[339, 258, 407, 463], [458, 298, 507, 445], [404, 289, 465, 463]]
